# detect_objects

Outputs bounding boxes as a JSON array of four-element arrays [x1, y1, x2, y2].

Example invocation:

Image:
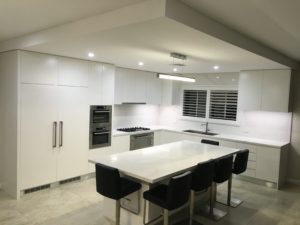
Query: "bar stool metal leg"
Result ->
[[209, 182, 228, 221], [115, 199, 120, 225], [217, 175, 243, 208], [189, 190, 195, 225], [163, 209, 169, 225]]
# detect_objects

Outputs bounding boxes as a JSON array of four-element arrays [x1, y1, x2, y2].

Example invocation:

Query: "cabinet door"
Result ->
[[20, 51, 58, 85], [256, 146, 280, 182], [56, 86, 89, 180], [261, 70, 291, 112], [101, 64, 115, 105], [58, 57, 89, 87], [20, 84, 58, 189], [88, 62, 102, 105], [238, 71, 262, 111], [111, 135, 130, 153], [146, 74, 162, 105]]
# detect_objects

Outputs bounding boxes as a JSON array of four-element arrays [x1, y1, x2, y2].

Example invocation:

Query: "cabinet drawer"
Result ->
[[248, 152, 257, 161], [247, 161, 256, 169], [243, 168, 256, 178]]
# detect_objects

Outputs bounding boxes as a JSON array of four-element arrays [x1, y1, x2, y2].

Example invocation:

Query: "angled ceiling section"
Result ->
[[165, 0, 298, 69], [0, 0, 297, 71], [0, 0, 166, 52]]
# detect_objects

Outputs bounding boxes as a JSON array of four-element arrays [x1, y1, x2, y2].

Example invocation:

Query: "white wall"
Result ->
[[113, 104, 160, 129], [0, 51, 19, 197]]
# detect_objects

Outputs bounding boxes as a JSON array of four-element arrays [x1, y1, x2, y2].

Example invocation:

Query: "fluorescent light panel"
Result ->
[[158, 73, 195, 83]]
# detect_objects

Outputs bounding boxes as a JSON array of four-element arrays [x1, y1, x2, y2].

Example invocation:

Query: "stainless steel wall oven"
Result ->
[[89, 105, 112, 149]]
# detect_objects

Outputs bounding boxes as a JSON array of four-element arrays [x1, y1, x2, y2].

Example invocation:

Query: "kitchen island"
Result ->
[[89, 140, 240, 225]]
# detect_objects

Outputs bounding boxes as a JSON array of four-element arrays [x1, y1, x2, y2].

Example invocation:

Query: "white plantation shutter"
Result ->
[[209, 90, 238, 121], [182, 90, 207, 118]]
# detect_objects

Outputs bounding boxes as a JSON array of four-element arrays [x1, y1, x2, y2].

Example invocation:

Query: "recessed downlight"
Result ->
[[138, 61, 144, 66], [173, 68, 178, 72], [216, 76, 220, 79], [88, 52, 95, 58], [214, 65, 219, 70]]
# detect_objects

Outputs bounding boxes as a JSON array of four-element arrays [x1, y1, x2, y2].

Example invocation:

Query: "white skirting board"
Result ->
[[287, 178, 300, 186]]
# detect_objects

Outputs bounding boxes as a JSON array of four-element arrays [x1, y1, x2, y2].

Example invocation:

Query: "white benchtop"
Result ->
[[112, 126, 289, 148], [89, 140, 240, 184]]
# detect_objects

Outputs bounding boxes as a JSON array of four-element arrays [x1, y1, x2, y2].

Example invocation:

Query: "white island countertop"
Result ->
[[89, 140, 240, 184]]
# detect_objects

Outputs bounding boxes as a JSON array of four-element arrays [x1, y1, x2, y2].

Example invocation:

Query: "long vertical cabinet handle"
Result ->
[[59, 121, 63, 147], [52, 122, 57, 148]]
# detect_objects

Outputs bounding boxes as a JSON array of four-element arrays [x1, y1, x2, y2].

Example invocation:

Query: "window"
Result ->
[[182, 89, 238, 123], [209, 90, 238, 121], [182, 90, 207, 118]]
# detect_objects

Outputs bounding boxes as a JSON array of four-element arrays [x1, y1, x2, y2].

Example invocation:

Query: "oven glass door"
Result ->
[[92, 131, 110, 146], [92, 111, 110, 124]]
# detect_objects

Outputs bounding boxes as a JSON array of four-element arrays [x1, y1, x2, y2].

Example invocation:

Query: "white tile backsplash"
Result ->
[[113, 104, 292, 142]]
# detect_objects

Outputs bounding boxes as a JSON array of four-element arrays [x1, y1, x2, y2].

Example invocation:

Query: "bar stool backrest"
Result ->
[[214, 155, 234, 183], [166, 171, 192, 210], [191, 159, 215, 191], [201, 139, 219, 146], [233, 149, 249, 175], [96, 163, 121, 200]]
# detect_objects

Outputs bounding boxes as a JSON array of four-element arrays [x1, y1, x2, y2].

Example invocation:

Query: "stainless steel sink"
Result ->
[[183, 130, 218, 136]]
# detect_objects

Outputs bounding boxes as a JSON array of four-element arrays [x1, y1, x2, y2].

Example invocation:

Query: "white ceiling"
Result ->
[[0, 0, 290, 73], [0, 0, 143, 42], [26, 17, 286, 73], [182, 0, 300, 61]]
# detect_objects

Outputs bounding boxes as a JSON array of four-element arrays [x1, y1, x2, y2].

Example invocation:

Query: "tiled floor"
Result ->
[[0, 178, 300, 225]]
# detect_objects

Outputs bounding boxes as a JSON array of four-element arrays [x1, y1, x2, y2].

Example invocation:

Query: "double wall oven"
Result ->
[[89, 105, 112, 149]]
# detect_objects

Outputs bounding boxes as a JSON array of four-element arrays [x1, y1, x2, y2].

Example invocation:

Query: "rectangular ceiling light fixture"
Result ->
[[158, 73, 195, 83]]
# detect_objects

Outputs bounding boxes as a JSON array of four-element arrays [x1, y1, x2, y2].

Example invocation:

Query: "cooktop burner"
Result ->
[[117, 127, 151, 132]]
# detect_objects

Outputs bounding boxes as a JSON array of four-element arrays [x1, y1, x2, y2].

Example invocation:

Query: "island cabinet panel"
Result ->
[[111, 135, 130, 153]]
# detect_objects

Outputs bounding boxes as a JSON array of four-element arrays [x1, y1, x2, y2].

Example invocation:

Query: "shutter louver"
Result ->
[[183, 90, 207, 118], [209, 90, 238, 121]]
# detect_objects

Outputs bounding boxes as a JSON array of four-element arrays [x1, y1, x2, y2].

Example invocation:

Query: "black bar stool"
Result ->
[[95, 163, 141, 225], [189, 159, 215, 225], [201, 139, 219, 146], [143, 171, 192, 225], [211, 155, 234, 221], [229, 149, 249, 207]]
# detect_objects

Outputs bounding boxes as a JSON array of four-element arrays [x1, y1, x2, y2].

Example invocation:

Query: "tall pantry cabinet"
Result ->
[[0, 50, 114, 198], [20, 52, 89, 190]]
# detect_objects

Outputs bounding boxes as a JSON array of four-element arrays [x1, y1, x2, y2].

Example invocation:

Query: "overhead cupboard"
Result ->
[[238, 69, 291, 112]]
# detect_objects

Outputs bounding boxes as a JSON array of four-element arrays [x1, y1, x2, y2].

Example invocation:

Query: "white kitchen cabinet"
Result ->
[[58, 57, 89, 87], [115, 67, 162, 105], [161, 80, 181, 105], [261, 70, 291, 112], [101, 64, 115, 105], [256, 146, 280, 183], [20, 51, 58, 85], [239, 69, 291, 112], [146, 74, 162, 105], [20, 84, 90, 189], [111, 135, 130, 153], [20, 84, 58, 189], [238, 71, 262, 111], [56, 86, 89, 181], [89, 62, 115, 105], [154, 131, 162, 146], [115, 68, 147, 104]]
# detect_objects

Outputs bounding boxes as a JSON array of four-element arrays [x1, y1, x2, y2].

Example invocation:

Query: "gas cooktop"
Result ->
[[117, 127, 151, 132]]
